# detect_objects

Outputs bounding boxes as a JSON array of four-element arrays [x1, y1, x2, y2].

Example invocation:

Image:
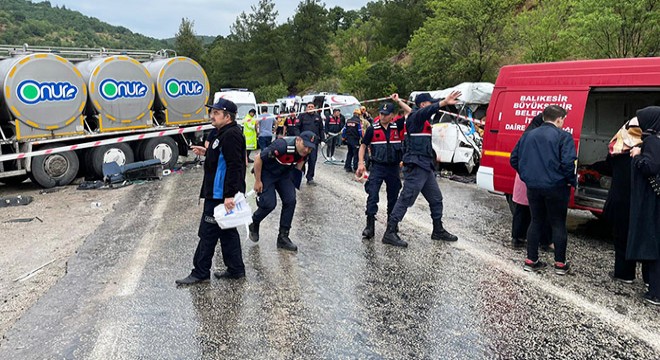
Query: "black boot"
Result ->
[[382, 223, 408, 247], [362, 215, 375, 239], [277, 227, 298, 251], [431, 219, 458, 241], [387, 215, 399, 233], [248, 220, 259, 242]]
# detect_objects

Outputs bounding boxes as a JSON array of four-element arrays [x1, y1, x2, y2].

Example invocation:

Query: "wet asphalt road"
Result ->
[[1, 151, 659, 359]]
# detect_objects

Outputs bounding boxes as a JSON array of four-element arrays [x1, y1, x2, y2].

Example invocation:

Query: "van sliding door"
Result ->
[[575, 88, 660, 210]]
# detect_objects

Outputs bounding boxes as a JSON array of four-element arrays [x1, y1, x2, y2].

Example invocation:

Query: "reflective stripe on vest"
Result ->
[[275, 137, 303, 166], [404, 120, 434, 158]]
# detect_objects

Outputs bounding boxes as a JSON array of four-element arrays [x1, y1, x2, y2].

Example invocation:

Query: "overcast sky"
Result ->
[[47, 0, 366, 39]]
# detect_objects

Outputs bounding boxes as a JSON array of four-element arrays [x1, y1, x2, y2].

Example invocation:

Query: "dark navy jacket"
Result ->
[[260, 137, 306, 178], [298, 112, 325, 143], [200, 122, 246, 199], [403, 102, 445, 171], [510, 122, 577, 189]]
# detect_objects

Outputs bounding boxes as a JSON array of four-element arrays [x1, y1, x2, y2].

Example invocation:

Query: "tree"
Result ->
[[174, 18, 204, 61], [514, 0, 574, 63], [407, 0, 521, 88], [286, 0, 332, 88], [569, 0, 660, 58]]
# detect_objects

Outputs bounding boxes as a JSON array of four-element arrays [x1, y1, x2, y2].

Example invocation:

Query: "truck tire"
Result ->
[[0, 174, 29, 186], [86, 143, 134, 179], [30, 144, 80, 188], [139, 137, 179, 169]]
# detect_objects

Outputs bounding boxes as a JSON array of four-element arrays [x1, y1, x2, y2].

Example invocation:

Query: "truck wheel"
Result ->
[[30, 144, 80, 188], [139, 137, 179, 169], [0, 174, 29, 186], [86, 143, 134, 178]]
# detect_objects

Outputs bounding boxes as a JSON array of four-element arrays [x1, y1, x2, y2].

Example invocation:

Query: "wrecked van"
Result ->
[[477, 57, 660, 214]]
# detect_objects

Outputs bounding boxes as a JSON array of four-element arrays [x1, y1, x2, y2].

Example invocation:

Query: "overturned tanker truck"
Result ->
[[0, 44, 210, 188]]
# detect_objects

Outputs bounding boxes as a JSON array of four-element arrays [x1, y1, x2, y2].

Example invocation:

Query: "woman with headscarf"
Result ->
[[602, 116, 648, 284], [627, 106, 660, 306]]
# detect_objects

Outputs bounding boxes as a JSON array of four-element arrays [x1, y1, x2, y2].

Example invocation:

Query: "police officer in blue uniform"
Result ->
[[382, 91, 461, 247], [176, 98, 247, 284], [248, 131, 316, 251], [342, 109, 363, 172], [325, 108, 345, 161], [298, 103, 325, 185], [356, 100, 408, 239]]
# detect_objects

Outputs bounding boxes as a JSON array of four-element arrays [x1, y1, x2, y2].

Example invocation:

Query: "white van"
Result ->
[[213, 88, 257, 124], [299, 93, 361, 120], [277, 96, 302, 113]]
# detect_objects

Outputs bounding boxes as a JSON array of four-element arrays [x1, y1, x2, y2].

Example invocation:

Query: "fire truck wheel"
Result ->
[[30, 144, 80, 188], [139, 137, 179, 170], [86, 143, 135, 179]]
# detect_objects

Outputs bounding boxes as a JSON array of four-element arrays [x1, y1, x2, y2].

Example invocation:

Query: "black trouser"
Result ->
[[526, 186, 570, 263], [389, 165, 443, 225], [192, 199, 245, 279], [648, 260, 660, 298], [326, 135, 340, 158], [345, 143, 359, 171], [512, 203, 551, 245], [253, 173, 297, 229], [365, 163, 401, 216], [306, 145, 318, 181]]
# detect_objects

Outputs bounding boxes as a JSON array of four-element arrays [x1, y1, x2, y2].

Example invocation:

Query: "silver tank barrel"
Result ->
[[0, 53, 86, 139], [76, 55, 154, 131], [142, 56, 209, 125]]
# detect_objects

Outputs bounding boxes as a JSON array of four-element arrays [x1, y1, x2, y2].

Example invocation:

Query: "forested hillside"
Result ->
[[0, 0, 167, 49], [1, 0, 659, 103], [175, 0, 660, 101]]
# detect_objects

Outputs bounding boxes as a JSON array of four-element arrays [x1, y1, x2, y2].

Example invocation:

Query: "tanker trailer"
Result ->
[[138, 53, 209, 169], [0, 52, 86, 140], [0, 52, 86, 187], [76, 55, 155, 177], [142, 53, 209, 126]]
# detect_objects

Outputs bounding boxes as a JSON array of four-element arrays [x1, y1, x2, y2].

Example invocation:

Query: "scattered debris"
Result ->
[[0, 195, 33, 207], [78, 180, 105, 190], [449, 175, 476, 184], [103, 159, 163, 184], [90, 202, 102, 208], [4, 217, 43, 223], [13, 259, 57, 282], [39, 188, 61, 195]]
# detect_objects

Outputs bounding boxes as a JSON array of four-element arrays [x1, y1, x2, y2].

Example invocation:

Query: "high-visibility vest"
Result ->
[[243, 115, 257, 150]]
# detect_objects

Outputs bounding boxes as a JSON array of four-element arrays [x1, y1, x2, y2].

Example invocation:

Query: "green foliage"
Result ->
[[0, 0, 167, 49], [174, 18, 204, 61], [569, 0, 660, 58], [514, 0, 574, 63], [408, 0, 521, 87], [288, 0, 332, 87], [254, 83, 288, 103], [6, 0, 660, 102]]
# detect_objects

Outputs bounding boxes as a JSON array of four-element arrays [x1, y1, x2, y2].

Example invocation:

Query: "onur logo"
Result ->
[[99, 79, 148, 101], [165, 79, 204, 98], [17, 80, 78, 105]]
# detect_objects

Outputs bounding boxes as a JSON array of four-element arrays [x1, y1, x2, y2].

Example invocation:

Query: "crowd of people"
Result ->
[[174, 95, 660, 308]]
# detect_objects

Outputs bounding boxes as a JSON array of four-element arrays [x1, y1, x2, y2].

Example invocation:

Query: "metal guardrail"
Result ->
[[0, 44, 176, 61]]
